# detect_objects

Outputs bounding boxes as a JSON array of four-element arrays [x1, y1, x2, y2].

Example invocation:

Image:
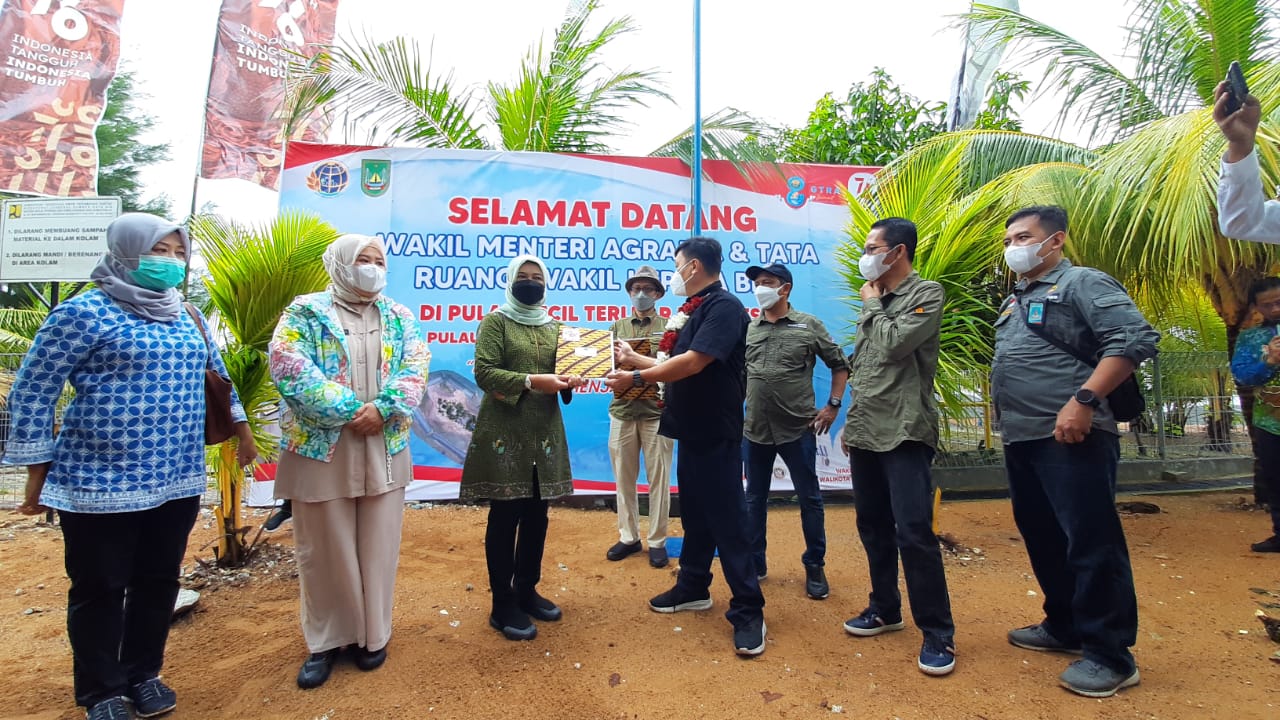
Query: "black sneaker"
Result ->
[[648, 546, 669, 568], [296, 649, 338, 689], [606, 540, 643, 561], [263, 501, 292, 532], [128, 677, 177, 718], [353, 645, 387, 671], [1251, 535, 1280, 553], [843, 608, 905, 636], [733, 618, 767, 656], [648, 586, 713, 613], [86, 697, 131, 720], [489, 604, 537, 641], [519, 591, 563, 622], [804, 565, 829, 599]]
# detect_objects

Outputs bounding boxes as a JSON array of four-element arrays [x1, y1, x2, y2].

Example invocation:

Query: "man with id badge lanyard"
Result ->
[[992, 206, 1158, 698]]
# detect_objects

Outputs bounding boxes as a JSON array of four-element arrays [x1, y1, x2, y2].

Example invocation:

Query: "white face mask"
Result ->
[[631, 291, 656, 311], [754, 284, 782, 310], [859, 248, 896, 282], [668, 261, 693, 297], [1003, 235, 1056, 275], [353, 264, 387, 294]]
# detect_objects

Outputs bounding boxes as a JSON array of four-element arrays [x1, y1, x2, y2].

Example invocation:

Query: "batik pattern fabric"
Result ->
[[269, 292, 431, 462], [1230, 324, 1280, 436], [2, 290, 247, 513]]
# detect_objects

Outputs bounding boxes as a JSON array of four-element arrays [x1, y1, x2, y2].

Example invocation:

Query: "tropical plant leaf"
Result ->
[[964, 3, 1163, 143], [488, 0, 670, 153], [282, 34, 488, 149], [191, 210, 338, 351]]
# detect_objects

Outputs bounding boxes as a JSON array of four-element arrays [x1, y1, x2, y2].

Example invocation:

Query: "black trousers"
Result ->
[[484, 468, 549, 607], [1252, 428, 1280, 535], [1006, 433, 1138, 675], [59, 496, 201, 708], [849, 441, 955, 646], [673, 437, 765, 629]]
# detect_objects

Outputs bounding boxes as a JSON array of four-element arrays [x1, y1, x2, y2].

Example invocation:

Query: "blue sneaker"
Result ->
[[918, 638, 956, 676], [843, 608, 905, 637]]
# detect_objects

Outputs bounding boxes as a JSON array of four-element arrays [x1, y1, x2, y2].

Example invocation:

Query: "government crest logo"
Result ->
[[361, 159, 390, 197], [306, 161, 349, 197]]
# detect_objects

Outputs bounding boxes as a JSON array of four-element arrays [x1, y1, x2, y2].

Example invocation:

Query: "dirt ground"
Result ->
[[1, 491, 1278, 720]]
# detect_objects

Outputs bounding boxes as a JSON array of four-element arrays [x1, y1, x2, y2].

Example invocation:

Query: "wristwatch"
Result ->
[[828, 396, 842, 408], [632, 370, 646, 388], [1073, 388, 1101, 409], [524, 375, 533, 391]]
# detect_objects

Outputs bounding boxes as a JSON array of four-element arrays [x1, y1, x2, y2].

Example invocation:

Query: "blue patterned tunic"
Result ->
[[2, 290, 247, 513]]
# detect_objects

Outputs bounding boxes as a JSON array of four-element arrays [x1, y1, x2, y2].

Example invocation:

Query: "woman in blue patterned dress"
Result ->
[[3, 213, 258, 720]]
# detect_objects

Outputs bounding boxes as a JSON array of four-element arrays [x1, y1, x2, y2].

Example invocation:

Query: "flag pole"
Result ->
[[691, 0, 703, 235]]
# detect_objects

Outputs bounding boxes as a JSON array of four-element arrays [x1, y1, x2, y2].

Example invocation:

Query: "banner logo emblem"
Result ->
[[785, 176, 807, 208], [306, 161, 349, 197], [361, 159, 390, 197]]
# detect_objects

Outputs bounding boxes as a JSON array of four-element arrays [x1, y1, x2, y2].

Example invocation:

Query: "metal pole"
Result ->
[[691, 0, 703, 235], [1153, 355, 1166, 460]]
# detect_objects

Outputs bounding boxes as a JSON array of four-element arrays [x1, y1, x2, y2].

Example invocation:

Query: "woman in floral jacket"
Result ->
[[269, 234, 430, 690]]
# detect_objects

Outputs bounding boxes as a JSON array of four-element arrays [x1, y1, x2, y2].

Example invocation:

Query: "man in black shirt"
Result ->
[[604, 236, 766, 657]]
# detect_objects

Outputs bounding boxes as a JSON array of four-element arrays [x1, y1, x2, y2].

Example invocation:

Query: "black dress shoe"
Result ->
[[296, 649, 338, 689], [519, 591, 563, 622], [606, 540, 643, 561], [353, 646, 387, 671], [264, 501, 292, 532]]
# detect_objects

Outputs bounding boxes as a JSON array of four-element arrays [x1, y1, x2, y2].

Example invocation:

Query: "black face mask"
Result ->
[[511, 279, 545, 306]]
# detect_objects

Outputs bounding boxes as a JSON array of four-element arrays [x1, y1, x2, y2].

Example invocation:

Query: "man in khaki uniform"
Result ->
[[605, 265, 674, 568], [743, 263, 848, 600]]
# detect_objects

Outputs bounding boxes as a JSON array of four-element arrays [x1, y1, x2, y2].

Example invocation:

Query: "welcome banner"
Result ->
[[270, 143, 876, 502], [0, 0, 127, 197], [199, 0, 340, 189]]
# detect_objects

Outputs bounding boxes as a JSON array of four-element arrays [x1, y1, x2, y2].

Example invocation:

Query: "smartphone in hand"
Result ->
[[1225, 60, 1249, 115]]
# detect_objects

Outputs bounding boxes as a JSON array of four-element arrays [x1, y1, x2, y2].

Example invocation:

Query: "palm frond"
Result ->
[[488, 0, 670, 152], [283, 34, 488, 149], [964, 3, 1164, 143], [191, 210, 338, 351]]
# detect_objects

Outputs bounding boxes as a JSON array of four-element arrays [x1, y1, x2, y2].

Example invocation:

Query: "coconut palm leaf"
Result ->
[[283, 34, 487, 149], [1127, 0, 1276, 113], [0, 307, 48, 358], [191, 210, 338, 351], [488, 0, 669, 153], [964, 3, 1163, 142]]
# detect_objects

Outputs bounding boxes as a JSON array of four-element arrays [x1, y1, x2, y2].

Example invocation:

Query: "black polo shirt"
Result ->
[[659, 282, 748, 446]]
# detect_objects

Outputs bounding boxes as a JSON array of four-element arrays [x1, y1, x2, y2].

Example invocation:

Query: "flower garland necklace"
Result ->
[[654, 294, 706, 403]]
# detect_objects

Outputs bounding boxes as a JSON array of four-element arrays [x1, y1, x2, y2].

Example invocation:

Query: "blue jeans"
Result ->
[[1005, 432, 1138, 675], [673, 437, 765, 630], [743, 434, 826, 570], [849, 441, 955, 646]]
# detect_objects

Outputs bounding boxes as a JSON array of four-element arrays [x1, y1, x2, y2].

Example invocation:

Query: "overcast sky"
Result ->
[[115, 0, 1134, 222]]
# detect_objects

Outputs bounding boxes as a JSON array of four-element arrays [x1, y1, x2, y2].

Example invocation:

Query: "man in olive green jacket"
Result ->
[[841, 217, 956, 678]]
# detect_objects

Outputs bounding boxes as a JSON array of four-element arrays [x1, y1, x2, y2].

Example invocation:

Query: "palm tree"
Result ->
[[281, 1, 772, 164], [189, 210, 338, 566]]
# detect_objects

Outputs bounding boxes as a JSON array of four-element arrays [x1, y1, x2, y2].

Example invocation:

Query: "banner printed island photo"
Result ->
[[263, 143, 877, 503]]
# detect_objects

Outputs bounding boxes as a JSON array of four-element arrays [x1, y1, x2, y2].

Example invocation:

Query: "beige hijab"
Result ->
[[322, 233, 385, 305]]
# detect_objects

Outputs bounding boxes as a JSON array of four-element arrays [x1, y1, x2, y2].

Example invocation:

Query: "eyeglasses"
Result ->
[[631, 286, 660, 294], [864, 244, 891, 255]]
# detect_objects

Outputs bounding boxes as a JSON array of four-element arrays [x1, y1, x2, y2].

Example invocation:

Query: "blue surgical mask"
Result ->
[[131, 255, 186, 290]]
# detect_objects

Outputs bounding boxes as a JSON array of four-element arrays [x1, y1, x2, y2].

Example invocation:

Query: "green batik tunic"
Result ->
[[459, 312, 573, 501]]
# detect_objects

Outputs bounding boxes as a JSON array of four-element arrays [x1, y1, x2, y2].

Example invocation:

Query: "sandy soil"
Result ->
[[1, 491, 1278, 720]]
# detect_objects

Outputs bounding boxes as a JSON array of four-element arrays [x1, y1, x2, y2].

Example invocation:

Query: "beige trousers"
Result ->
[[609, 415, 674, 547], [293, 486, 405, 653]]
